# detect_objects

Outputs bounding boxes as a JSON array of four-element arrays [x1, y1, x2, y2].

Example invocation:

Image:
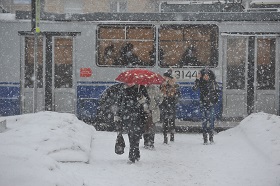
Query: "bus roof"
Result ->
[[251, 0, 280, 4], [14, 11, 280, 22]]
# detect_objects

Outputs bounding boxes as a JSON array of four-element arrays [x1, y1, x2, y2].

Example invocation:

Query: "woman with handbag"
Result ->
[[114, 83, 150, 163]]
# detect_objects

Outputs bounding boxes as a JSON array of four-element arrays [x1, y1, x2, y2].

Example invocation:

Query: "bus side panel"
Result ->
[[76, 85, 107, 122], [76, 83, 223, 123], [177, 84, 222, 121], [0, 22, 25, 116], [0, 86, 20, 116], [177, 85, 200, 121]]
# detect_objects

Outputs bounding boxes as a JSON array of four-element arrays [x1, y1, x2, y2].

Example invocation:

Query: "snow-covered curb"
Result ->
[[0, 111, 95, 163], [0, 118, 6, 132]]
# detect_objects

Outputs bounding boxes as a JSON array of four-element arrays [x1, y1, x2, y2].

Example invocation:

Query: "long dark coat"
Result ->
[[117, 85, 150, 134]]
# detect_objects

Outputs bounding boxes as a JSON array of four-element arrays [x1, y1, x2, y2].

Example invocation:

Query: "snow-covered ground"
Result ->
[[0, 111, 279, 186]]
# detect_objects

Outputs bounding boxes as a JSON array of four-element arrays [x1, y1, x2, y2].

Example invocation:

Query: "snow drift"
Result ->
[[0, 111, 95, 162], [0, 111, 279, 186], [0, 111, 95, 186], [219, 112, 280, 165]]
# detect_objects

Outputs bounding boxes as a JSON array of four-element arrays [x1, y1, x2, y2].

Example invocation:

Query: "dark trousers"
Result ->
[[128, 132, 141, 162], [143, 111, 155, 147], [161, 104, 176, 138], [143, 133, 155, 147], [163, 118, 175, 136], [201, 106, 215, 134], [201, 105, 215, 142]]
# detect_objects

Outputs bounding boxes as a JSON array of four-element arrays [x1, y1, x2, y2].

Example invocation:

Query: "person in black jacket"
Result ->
[[193, 68, 219, 144], [118, 43, 142, 66], [114, 84, 150, 163], [179, 46, 201, 67]]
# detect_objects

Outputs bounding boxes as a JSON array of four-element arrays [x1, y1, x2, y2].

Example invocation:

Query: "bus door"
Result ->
[[254, 37, 278, 115], [20, 34, 76, 114], [20, 35, 45, 113], [51, 36, 75, 113], [222, 35, 279, 118]]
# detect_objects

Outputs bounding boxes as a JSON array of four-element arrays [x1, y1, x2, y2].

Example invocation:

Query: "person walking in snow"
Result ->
[[114, 84, 150, 163], [160, 69, 180, 144], [143, 84, 163, 149], [193, 68, 220, 144]]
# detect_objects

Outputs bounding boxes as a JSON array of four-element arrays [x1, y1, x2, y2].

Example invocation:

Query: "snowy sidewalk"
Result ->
[[61, 113, 280, 186], [1, 112, 279, 186]]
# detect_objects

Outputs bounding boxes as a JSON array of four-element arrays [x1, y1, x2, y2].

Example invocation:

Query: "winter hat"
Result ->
[[163, 69, 173, 79], [200, 68, 215, 80]]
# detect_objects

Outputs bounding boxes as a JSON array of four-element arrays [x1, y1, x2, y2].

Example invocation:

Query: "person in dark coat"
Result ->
[[114, 84, 150, 163], [103, 44, 117, 66], [160, 69, 180, 144], [192, 68, 219, 144], [118, 43, 141, 66], [179, 46, 201, 67], [95, 83, 124, 131]]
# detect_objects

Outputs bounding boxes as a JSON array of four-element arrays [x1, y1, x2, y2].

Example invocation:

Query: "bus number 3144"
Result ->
[[173, 70, 198, 80]]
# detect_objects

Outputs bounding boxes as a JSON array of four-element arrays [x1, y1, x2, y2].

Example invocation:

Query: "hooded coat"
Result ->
[[193, 69, 219, 108]]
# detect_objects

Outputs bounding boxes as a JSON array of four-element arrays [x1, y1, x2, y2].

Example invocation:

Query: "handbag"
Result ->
[[115, 132, 125, 155]]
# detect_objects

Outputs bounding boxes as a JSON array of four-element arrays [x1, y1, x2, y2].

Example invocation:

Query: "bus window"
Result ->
[[97, 25, 155, 67], [257, 38, 275, 90], [54, 37, 73, 88], [159, 25, 218, 68], [24, 37, 44, 88], [226, 38, 246, 90]]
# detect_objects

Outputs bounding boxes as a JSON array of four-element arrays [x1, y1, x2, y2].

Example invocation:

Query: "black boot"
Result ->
[[163, 133, 168, 144], [209, 130, 214, 144], [170, 133, 174, 142], [203, 133, 208, 145]]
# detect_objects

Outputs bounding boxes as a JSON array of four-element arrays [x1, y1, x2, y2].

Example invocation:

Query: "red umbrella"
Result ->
[[115, 69, 165, 85]]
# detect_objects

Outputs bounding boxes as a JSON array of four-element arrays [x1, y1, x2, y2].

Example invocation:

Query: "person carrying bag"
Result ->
[[113, 84, 150, 163]]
